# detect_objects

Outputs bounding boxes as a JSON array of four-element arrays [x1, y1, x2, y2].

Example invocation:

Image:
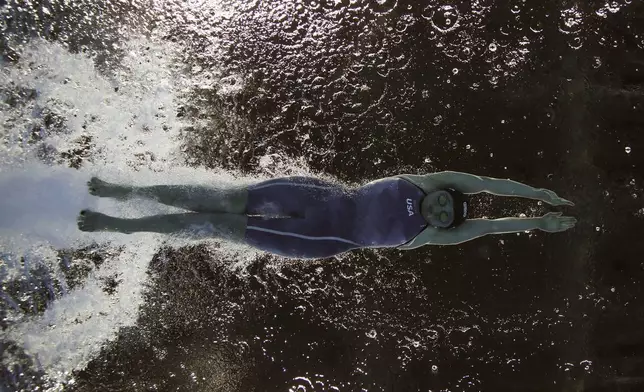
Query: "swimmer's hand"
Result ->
[[539, 189, 575, 206], [539, 212, 577, 232]]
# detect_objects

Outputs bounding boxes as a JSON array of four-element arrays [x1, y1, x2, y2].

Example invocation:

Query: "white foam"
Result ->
[[14, 242, 155, 384], [0, 36, 261, 388], [0, 25, 325, 386]]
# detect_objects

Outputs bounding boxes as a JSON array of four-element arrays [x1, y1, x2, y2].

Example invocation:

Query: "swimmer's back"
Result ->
[[351, 177, 427, 247]]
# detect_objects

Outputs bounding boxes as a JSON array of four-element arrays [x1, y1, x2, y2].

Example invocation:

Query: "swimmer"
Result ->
[[77, 171, 576, 258]]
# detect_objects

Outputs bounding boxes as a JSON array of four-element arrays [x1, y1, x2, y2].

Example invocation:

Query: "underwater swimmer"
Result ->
[[77, 171, 576, 258]]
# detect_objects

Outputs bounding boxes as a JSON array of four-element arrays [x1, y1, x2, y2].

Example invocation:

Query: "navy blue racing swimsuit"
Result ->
[[244, 176, 428, 258]]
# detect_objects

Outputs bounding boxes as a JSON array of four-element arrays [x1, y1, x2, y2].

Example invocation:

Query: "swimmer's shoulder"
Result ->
[[361, 175, 424, 190], [395, 173, 442, 193], [360, 173, 443, 193]]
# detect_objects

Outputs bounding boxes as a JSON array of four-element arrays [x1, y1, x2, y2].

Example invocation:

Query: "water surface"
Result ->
[[1, 0, 644, 391]]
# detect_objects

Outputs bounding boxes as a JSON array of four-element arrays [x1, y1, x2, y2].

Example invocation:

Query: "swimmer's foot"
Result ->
[[77, 209, 131, 233], [87, 177, 132, 199]]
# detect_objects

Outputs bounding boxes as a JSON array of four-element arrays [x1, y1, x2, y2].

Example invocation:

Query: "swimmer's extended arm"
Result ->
[[399, 171, 573, 206], [400, 213, 576, 248]]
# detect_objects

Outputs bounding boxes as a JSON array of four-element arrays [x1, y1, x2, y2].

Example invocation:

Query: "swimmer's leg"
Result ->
[[77, 209, 247, 241], [88, 177, 248, 213]]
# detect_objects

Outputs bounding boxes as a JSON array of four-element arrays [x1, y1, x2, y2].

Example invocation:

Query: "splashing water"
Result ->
[[0, 36, 263, 388]]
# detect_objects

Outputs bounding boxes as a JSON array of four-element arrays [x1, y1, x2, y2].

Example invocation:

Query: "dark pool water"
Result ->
[[2, 0, 644, 391]]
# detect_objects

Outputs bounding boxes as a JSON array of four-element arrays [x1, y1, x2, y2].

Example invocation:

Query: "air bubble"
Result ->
[[568, 36, 584, 50], [458, 47, 473, 62], [530, 21, 544, 33], [560, 6, 583, 34], [593, 56, 602, 68], [606, 1, 621, 13], [488, 43, 497, 52], [424, 5, 461, 33]]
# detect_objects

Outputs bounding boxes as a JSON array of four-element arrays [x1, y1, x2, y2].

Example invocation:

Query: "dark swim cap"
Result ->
[[445, 188, 469, 228]]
